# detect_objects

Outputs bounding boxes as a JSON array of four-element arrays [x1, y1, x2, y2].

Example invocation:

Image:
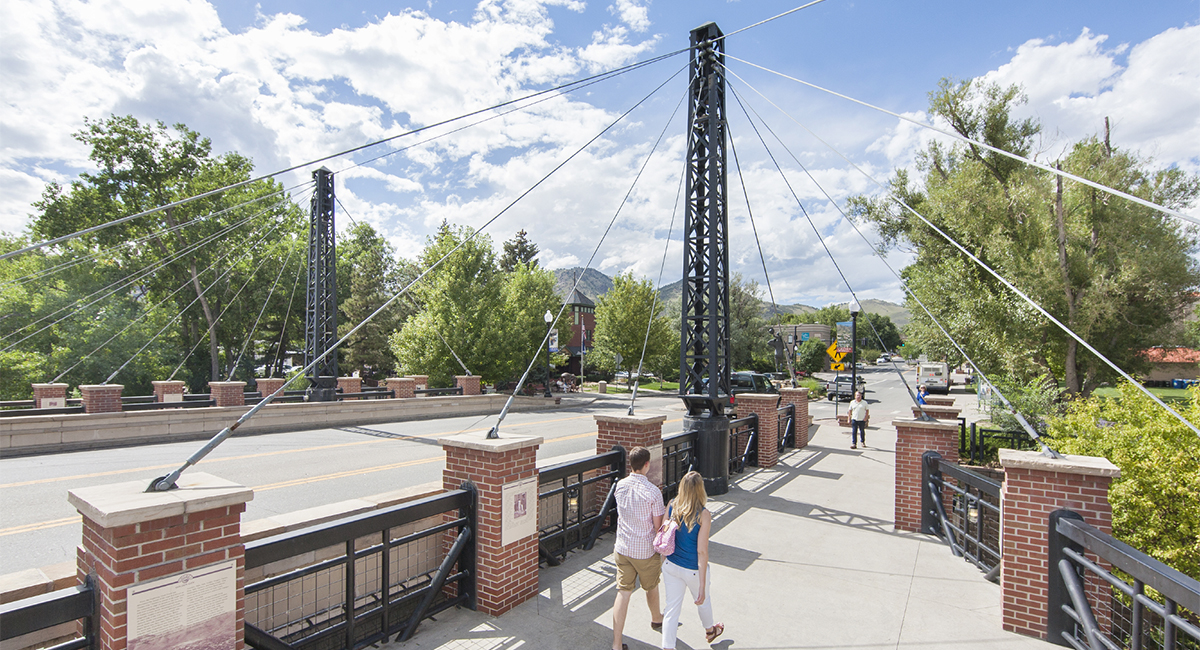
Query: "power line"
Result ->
[[722, 53, 1200, 228], [723, 64, 1200, 439]]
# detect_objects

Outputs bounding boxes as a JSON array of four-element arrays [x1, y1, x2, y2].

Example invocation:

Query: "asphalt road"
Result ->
[[1, 368, 960, 576], [0, 393, 688, 575]]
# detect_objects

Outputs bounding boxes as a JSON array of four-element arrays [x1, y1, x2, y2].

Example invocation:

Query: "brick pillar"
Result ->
[[80, 385, 123, 414], [893, 418, 959, 533], [441, 434, 542, 616], [595, 414, 666, 486], [911, 404, 962, 421], [387, 377, 415, 399], [151, 380, 185, 403], [209, 381, 246, 408], [32, 382, 68, 409], [337, 377, 361, 400], [999, 450, 1119, 640], [924, 396, 955, 407], [408, 375, 429, 392], [455, 375, 481, 396], [254, 377, 286, 398], [778, 387, 809, 449], [68, 472, 252, 650], [735, 394, 780, 468]]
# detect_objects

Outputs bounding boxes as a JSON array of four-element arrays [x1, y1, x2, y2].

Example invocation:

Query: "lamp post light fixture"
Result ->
[[849, 298, 861, 398], [543, 310, 554, 398]]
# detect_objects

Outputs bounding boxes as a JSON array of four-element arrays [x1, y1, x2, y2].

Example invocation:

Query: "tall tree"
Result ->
[[592, 272, 675, 381], [500, 229, 539, 272], [336, 223, 414, 382], [851, 80, 1200, 395], [729, 274, 769, 371]]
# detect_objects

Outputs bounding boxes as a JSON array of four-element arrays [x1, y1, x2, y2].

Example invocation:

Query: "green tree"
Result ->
[[499, 229, 539, 272], [851, 80, 1200, 395], [795, 339, 827, 374], [592, 273, 675, 382], [336, 223, 414, 382], [28, 115, 305, 389], [1048, 383, 1200, 578], [729, 274, 769, 371]]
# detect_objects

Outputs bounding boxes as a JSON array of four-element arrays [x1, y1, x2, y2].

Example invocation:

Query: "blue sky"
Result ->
[[2, 0, 1198, 306]]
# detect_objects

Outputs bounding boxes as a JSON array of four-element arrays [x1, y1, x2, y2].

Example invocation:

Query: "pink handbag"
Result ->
[[653, 510, 678, 556]]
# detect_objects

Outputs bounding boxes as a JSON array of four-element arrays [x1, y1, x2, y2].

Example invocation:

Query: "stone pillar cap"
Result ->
[[594, 413, 667, 425], [999, 449, 1120, 478], [736, 393, 781, 400], [151, 380, 186, 385], [208, 381, 247, 386], [68, 472, 253, 529], [440, 433, 543, 453], [79, 384, 123, 390], [32, 383, 69, 388], [892, 417, 959, 431]]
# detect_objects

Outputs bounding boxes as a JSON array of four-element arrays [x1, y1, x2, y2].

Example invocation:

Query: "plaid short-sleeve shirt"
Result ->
[[614, 472, 666, 560]]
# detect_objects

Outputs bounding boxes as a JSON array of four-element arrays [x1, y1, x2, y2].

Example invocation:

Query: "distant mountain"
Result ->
[[551, 267, 908, 326], [552, 267, 614, 302]]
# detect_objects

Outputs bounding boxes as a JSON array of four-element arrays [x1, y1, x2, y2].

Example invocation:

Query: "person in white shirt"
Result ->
[[849, 391, 869, 449], [612, 446, 666, 650]]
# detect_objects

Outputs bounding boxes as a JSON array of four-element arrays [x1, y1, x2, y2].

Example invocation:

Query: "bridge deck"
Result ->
[[382, 415, 1051, 649]]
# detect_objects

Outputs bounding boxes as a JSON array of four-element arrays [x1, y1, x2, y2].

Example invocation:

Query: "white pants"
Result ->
[[660, 559, 714, 648]]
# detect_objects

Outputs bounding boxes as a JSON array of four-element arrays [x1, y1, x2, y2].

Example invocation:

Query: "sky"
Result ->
[[2, 0, 1198, 307]]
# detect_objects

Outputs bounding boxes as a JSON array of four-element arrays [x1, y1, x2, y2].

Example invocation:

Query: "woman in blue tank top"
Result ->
[[659, 471, 722, 648]]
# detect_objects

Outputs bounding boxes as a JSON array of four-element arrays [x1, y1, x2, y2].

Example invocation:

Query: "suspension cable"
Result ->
[[2, 50, 689, 264], [719, 0, 832, 41], [227, 239, 299, 380], [55, 216, 287, 384], [148, 63, 688, 491], [722, 53, 1200, 228], [726, 121, 799, 387], [1, 194, 291, 352], [724, 64, 1200, 439], [267, 255, 305, 379], [730, 83, 1060, 452], [621, 86, 689, 414]]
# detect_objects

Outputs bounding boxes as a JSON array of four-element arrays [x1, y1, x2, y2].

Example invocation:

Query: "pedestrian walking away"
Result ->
[[849, 390, 868, 449], [660, 471, 722, 649], [611, 446, 665, 650]]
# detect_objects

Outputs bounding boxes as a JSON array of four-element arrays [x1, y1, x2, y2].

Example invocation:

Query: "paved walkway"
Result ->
[[386, 405, 1052, 650]]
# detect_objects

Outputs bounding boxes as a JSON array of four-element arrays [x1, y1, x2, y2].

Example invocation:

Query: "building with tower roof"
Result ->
[[562, 288, 595, 376]]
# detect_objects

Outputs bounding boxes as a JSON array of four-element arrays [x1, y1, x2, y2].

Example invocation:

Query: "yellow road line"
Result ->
[[0, 516, 81, 537]]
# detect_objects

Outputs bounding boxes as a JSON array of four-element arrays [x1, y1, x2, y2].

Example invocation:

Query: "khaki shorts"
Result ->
[[615, 552, 661, 592]]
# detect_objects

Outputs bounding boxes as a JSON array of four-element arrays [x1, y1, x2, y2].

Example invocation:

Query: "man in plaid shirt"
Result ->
[[611, 446, 665, 650]]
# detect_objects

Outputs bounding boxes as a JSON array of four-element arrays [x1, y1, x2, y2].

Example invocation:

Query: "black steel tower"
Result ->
[[679, 23, 732, 494], [305, 167, 338, 402]]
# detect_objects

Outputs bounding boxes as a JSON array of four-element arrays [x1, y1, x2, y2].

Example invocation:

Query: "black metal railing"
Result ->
[[662, 431, 697, 501], [922, 451, 1002, 577], [537, 448, 624, 566], [961, 422, 1038, 465], [777, 404, 795, 453], [1049, 510, 1200, 650], [0, 577, 95, 650], [729, 415, 758, 475], [244, 487, 476, 650], [414, 387, 463, 397]]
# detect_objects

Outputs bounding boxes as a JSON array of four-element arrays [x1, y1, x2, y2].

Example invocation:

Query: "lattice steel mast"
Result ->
[[305, 167, 338, 401]]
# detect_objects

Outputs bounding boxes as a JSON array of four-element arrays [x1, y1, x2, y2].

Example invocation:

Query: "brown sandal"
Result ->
[[706, 623, 724, 643]]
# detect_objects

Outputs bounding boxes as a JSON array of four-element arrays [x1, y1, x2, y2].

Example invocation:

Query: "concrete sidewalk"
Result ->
[[386, 410, 1050, 650]]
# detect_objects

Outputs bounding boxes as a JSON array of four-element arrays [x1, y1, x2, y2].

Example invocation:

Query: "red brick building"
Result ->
[[563, 289, 595, 376]]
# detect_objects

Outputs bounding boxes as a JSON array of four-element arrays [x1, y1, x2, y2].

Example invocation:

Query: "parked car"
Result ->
[[875, 356, 890, 365], [700, 371, 778, 415], [825, 375, 866, 401]]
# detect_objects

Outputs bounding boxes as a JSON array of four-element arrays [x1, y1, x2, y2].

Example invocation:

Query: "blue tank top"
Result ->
[[667, 507, 705, 570]]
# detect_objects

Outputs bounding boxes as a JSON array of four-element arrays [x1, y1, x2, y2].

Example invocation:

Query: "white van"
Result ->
[[918, 362, 950, 394]]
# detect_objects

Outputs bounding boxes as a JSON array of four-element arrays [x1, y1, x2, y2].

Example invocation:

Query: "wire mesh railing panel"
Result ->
[[923, 454, 1003, 575], [537, 451, 622, 563], [729, 415, 758, 475]]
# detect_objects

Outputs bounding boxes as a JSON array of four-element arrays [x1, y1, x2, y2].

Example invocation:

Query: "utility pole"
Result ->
[[305, 167, 338, 402], [678, 22, 732, 495]]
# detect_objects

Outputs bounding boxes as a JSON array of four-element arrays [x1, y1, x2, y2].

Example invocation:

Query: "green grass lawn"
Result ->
[[1093, 386, 1193, 402]]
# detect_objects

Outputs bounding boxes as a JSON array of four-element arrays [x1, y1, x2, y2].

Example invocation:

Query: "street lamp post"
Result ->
[[543, 310, 554, 398], [849, 299, 861, 397]]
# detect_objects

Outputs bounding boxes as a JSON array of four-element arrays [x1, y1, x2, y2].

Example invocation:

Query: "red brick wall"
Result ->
[[408, 375, 429, 392], [33, 382, 68, 408], [735, 394, 780, 468], [387, 377, 415, 399], [80, 385, 123, 414], [778, 387, 809, 448], [442, 441, 540, 616], [894, 419, 960, 533], [999, 451, 1117, 640], [911, 405, 962, 421], [209, 382, 246, 408], [77, 504, 247, 650], [151, 380, 185, 403], [337, 377, 361, 400], [254, 378, 286, 398], [456, 375, 482, 396]]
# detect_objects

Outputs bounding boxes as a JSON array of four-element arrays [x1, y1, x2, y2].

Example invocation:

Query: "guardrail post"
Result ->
[[998, 450, 1120, 640], [68, 472, 252, 650], [778, 387, 809, 448], [920, 451, 942, 535], [79, 385, 123, 414], [440, 433, 542, 616], [208, 381, 246, 407], [1046, 509, 1087, 646], [735, 394, 779, 468], [152, 380, 186, 403], [387, 377, 415, 398], [894, 418, 959, 533], [32, 382, 69, 409], [455, 375, 481, 396]]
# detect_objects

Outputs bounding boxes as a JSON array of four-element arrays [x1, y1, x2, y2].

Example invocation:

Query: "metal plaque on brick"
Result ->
[[127, 559, 237, 650], [163, 393, 183, 403], [501, 477, 538, 546], [647, 443, 663, 487], [42, 397, 64, 408]]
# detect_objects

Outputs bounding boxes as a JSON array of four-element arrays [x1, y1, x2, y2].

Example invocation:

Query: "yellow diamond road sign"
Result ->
[[830, 362, 846, 371], [826, 341, 848, 363]]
